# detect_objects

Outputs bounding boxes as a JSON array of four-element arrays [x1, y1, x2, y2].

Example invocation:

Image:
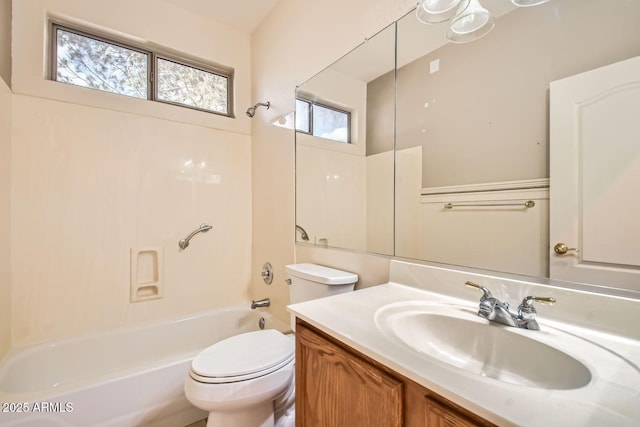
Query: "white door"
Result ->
[[550, 56, 640, 290]]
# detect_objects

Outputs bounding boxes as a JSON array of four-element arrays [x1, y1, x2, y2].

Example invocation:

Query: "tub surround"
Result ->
[[8, 0, 254, 349], [288, 260, 640, 426]]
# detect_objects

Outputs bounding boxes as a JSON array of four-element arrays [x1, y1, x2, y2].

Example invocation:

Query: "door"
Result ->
[[550, 56, 640, 290]]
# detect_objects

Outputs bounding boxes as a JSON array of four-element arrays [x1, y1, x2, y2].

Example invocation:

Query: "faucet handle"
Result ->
[[521, 296, 556, 307], [465, 281, 493, 299], [518, 296, 556, 319]]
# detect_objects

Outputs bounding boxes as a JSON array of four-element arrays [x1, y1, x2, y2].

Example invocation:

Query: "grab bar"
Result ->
[[296, 224, 309, 241], [178, 223, 212, 249], [444, 200, 535, 209]]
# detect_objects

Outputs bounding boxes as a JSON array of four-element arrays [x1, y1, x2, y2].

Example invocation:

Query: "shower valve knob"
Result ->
[[261, 262, 273, 284]]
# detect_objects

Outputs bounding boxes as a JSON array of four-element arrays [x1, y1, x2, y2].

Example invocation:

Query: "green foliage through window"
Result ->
[[52, 24, 233, 116]]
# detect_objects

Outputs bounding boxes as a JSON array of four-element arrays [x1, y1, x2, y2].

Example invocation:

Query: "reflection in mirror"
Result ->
[[294, 0, 640, 293], [295, 23, 396, 255], [394, 0, 640, 289]]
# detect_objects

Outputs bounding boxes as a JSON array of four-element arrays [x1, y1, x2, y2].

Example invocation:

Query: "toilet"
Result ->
[[184, 263, 358, 427]]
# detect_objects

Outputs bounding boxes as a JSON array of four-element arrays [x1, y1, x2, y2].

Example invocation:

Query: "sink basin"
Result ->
[[374, 301, 592, 390]]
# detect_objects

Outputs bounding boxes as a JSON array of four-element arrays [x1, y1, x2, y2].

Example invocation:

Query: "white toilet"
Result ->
[[184, 263, 358, 427]]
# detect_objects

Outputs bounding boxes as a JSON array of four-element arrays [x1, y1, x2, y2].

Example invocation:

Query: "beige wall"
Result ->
[[10, 0, 253, 347], [250, 0, 416, 322], [366, 70, 394, 156], [395, 0, 640, 188], [0, 0, 10, 86], [0, 78, 11, 357]]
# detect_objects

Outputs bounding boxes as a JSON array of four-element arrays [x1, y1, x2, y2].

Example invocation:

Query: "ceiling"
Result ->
[[162, 0, 280, 34]]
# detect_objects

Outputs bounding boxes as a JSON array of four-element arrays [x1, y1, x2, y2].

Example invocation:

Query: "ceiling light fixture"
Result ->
[[416, 0, 470, 24], [445, 0, 495, 43], [511, 0, 551, 7], [416, 0, 551, 44]]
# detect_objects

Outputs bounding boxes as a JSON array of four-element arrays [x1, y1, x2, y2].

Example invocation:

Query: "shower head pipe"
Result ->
[[246, 101, 270, 117]]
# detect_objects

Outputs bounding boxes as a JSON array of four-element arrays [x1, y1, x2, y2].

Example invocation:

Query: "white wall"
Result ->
[[10, 0, 253, 347], [250, 0, 416, 320], [420, 183, 549, 277], [366, 151, 394, 255], [395, 146, 423, 258], [0, 77, 11, 358], [297, 144, 367, 250]]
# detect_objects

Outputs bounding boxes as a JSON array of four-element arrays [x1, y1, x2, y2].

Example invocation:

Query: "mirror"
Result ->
[[295, 23, 396, 255], [393, 0, 640, 286], [295, 0, 640, 292]]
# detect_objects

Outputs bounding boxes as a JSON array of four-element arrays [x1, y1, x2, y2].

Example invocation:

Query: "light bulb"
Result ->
[[512, 0, 551, 7], [416, 0, 470, 24], [446, 0, 494, 43]]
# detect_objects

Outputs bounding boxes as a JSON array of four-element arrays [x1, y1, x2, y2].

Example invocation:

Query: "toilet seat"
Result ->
[[190, 329, 294, 384]]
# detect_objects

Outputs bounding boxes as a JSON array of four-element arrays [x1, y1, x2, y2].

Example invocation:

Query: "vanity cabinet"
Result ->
[[296, 320, 495, 427]]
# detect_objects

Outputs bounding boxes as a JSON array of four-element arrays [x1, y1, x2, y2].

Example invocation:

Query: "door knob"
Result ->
[[553, 243, 579, 255]]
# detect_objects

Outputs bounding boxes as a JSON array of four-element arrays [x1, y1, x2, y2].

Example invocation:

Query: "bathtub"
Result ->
[[0, 306, 285, 427]]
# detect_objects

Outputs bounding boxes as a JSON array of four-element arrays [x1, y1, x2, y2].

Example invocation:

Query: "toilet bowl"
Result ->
[[184, 329, 295, 427], [184, 263, 357, 427]]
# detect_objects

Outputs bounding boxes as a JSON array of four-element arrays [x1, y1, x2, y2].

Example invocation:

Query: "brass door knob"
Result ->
[[553, 243, 578, 255]]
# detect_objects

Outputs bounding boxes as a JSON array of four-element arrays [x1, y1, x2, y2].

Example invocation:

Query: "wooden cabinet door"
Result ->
[[404, 380, 495, 427], [296, 321, 403, 427], [424, 395, 485, 427]]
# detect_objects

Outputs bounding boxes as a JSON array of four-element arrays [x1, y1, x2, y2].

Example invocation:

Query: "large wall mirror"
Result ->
[[296, 0, 640, 293], [295, 22, 396, 256]]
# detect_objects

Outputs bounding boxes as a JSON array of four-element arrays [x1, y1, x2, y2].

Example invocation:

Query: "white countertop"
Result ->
[[288, 282, 640, 427]]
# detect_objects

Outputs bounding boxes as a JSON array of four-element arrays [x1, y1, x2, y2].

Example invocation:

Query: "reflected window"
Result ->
[[295, 98, 351, 143], [296, 99, 310, 133]]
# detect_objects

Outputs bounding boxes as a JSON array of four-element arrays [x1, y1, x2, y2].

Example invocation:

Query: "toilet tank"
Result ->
[[285, 263, 358, 304]]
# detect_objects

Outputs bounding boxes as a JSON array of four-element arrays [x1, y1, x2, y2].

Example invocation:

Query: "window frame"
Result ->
[[295, 97, 352, 144], [295, 98, 312, 134], [153, 53, 234, 116], [50, 21, 235, 118]]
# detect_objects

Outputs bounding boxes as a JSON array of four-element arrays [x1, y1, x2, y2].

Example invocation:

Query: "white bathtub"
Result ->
[[0, 306, 284, 427]]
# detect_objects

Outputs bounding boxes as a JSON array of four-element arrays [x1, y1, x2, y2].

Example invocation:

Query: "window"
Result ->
[[296, 98, 351, 143], [51, 23, 233, 117], [156, 58, 229, 114]]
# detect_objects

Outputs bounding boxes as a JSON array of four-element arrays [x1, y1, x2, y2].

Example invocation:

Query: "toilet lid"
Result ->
[[191, 329, 294, 382]]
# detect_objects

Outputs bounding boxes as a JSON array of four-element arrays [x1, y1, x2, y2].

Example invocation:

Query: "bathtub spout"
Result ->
[[251, 298, 270, 309]]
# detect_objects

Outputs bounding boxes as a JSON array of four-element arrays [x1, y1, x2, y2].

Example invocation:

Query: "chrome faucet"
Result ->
[[465, 281, 555, 330], [251, 298, 271, 309]]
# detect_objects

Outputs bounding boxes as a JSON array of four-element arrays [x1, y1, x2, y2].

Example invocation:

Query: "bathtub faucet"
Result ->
[[251, 298, 270, 309]]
